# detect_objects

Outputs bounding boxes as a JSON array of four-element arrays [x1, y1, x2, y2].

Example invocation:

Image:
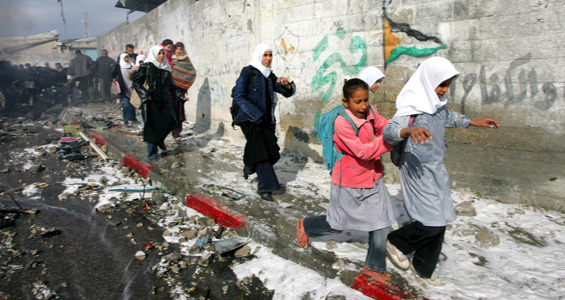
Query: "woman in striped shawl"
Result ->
[[171, 42, 197, 141]]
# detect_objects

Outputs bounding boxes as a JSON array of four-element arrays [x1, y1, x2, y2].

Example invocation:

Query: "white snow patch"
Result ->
[[232, 243, 373, 300]]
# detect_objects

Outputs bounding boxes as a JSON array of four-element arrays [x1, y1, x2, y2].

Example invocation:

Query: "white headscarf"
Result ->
[[135, 54, 146, 67], [118, 53, 133, 94], [119, 53, 132, 69], [249, 43, 272, 78], [144, 45, 171, 72], [395, 57, 460, 116], [358, 66, 385, 87]]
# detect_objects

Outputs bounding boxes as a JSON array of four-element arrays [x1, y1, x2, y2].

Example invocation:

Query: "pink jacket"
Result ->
[[331, 106, 392, 188]]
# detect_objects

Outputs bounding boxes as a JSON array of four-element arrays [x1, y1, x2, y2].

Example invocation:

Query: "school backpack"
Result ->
[[316, 104, 375, 171], [230, 66, 256, 128], [390, 115, 415, 167]]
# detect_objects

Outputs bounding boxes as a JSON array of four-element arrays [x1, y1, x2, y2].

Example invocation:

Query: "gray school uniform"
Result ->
[[327, 180, 399, 232], [383, 106, 470, 227]]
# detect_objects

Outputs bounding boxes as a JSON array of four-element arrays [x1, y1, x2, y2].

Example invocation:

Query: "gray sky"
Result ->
[[0, 0, 145, 40]]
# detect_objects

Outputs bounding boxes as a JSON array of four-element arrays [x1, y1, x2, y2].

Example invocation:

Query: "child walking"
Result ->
[[297, 78, 398, 284], [382, 57, 499, 285]]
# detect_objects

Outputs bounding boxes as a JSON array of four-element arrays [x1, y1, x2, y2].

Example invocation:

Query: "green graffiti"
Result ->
[[313, 36, 328, 62], [311, 29, 367, 102], [335, 27, 347, 39], [385, 44, 447, 65]]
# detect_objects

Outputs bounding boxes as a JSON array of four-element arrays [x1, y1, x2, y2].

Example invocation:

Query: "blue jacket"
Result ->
[[233, 66, 295, 124]]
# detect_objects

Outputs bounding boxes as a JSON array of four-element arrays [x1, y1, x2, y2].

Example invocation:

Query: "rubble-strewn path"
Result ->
[[1, 102, 564, 300]]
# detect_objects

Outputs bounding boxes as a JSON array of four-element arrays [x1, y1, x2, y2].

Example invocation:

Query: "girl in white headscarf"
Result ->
[[382, 57, 499, 284], [358, 66, 385, 92], [135, 54, 146, 67], [132, 45, 187, 160], [232, 43, 296, 202], [111, 53, 137, 125]]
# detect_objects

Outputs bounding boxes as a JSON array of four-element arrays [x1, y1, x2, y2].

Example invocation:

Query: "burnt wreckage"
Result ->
[[0, 61, 69, 116]]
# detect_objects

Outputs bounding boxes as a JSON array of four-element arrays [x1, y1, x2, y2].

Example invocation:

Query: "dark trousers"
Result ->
[[77, 75, 92, 100], [388, 221, 446, 278], [245, 161, 280, 193], [99, 78, 112, 102], [240, 122, 281, 193]]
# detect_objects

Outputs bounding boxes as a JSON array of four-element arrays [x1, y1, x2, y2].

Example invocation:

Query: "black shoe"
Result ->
[[243, 167, 249, 180], [259, 192, 274, 202]]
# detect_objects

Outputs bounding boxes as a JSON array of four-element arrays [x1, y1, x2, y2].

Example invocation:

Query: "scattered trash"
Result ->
[[142, 203, 151, 210], [62, 154, 90, 161], [144, 242, 156, 250], [59, 137, 80, 144], [8, 264, 24, 270], [213, 237, 251, 255], [108, 187, 171, 194], [31, 182, 49, 188], [203, 184, 245, 201], [63, 125, 82, 137], [162, 252, 182, 262], [196, 230, 213, 247], [79, 131, 109, 161], [58, 147, 81, 154], [40, 228, 62, 238]]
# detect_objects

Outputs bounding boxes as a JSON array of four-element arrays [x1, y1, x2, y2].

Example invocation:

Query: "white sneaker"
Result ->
[[410, 261, 442, 286], [386, 240, 410, 270]]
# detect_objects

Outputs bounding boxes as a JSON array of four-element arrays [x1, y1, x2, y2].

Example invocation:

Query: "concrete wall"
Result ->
[[99, 0, 565, 211]]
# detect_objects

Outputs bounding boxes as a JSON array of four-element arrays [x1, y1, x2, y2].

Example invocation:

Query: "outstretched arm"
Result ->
[[470, 118, 500, 128]]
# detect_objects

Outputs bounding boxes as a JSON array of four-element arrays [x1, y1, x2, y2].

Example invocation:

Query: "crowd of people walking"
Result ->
[[3, 38, 500, 288], [94, 39, 501, 287]]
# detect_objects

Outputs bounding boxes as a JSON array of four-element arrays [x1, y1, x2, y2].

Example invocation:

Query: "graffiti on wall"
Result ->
[[274, 27, 299, 77], [383, 9, 447, 66], [457, 53, 560, 113], [310, 27, 367, 103]]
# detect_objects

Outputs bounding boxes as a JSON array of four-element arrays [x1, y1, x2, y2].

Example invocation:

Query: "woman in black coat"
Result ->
[[132, 45, 187, 160], [232, 43, 296, 201]]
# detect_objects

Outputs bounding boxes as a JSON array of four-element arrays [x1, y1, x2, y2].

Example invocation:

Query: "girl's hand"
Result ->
[[183, 97, 189, 101], [276, 77, 291, 89], [470, 118, 499, 128], [401, 127, 432, 144]]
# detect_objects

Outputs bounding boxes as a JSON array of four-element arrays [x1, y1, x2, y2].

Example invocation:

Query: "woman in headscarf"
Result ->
[[132, 54, 146, 72], [358, 66, 385, 92], [132, 54, 146, 128], [133, 45, 187, 160], [170, 41, 197, 141], [382, 57, 499, 284], [111, 53, 137, 126], [232, 43, 296, 202]]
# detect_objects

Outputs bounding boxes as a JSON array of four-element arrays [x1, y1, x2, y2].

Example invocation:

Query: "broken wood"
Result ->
[[79, 131, 109, 160]]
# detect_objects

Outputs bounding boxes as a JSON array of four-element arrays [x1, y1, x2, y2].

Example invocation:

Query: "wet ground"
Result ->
[[0, 113, 273, 300]]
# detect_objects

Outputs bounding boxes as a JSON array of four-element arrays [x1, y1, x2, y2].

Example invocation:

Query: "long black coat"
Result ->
[[133, 63, 184, 143]]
